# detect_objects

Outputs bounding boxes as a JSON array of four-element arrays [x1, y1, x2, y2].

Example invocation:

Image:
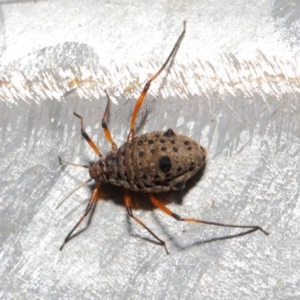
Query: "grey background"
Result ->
[[0, 0, 300, 299]]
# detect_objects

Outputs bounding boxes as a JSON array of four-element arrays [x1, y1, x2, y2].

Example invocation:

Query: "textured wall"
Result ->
[[0, 1, 299, 299]]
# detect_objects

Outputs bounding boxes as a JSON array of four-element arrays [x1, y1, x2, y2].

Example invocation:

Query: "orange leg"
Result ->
[[127, 21, 186, 141], [149, 194, 269, 238], [124, 190, 169, 254], [102, 90, 118, 151], [59, 181, 102, 250], [74, 112, 102, 157]]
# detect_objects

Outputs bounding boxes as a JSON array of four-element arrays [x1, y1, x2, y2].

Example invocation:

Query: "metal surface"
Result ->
[[0, 1, 299, 299]]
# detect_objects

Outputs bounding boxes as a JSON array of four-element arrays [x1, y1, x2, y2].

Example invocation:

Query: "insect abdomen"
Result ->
[[114, 129, 206, 193]]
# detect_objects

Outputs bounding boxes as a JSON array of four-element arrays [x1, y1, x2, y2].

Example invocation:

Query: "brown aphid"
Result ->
[[58, 22, 269, 254]]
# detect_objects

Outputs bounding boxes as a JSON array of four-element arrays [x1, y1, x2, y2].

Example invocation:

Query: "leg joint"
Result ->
[[126, 206, 133, 217], [172, 213, 183, 221], [101, 120, 108, 129], [144, 81, 151, 90]]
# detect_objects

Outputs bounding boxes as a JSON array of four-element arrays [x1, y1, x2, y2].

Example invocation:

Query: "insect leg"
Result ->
[[124, 190, 169, 254], [102, 90, 118, 151], [127, 21, 186, 141], [149, 194, 269, 238], [59, 181, 102, 251], [74, 112, 102, 157]]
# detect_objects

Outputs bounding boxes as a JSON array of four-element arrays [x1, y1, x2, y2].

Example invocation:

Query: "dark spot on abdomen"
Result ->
[[158, 156, 172, 173], [174, 181, 185, 190], [177, 167, 182, 173]]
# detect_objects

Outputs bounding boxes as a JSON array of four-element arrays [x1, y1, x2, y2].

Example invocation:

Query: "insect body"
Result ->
[[59, 22, 268, 254], [89, 130, 206, 193]]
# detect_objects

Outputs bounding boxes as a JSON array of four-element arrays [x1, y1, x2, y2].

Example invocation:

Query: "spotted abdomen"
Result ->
[[111, 129, 206, 192]]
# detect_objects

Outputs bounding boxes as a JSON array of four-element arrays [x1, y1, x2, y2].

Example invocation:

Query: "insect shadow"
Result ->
[[59, 163, 206, 249]]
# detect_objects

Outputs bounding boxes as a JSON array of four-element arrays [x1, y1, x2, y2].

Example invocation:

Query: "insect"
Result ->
[[58, 22, 269, 254]]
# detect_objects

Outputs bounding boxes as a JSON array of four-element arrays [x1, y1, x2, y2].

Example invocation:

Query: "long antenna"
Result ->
[[56, 178, 92, 210]]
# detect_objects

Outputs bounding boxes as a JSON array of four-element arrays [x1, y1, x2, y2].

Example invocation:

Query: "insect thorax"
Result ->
[[89, 129, 206, 193]]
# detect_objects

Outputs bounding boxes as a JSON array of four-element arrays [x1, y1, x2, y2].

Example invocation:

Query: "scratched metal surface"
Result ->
[[0, 1, 299, 299]]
